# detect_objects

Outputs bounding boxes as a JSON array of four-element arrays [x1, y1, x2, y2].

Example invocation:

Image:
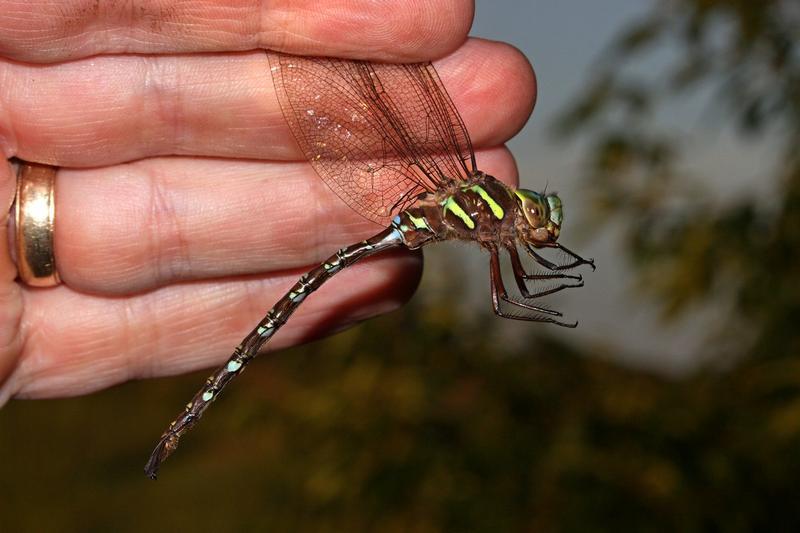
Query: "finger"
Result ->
[[55, 146, 517, 294], [6, 250, 421, 399], [0, 0, 473, 63], [0, 159, 23, 391], [0, 159, 16, 280], [1, 39, 536, 167]]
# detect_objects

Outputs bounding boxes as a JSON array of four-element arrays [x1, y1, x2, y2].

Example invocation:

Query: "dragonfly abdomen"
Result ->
[[145, 226, 405, 479]]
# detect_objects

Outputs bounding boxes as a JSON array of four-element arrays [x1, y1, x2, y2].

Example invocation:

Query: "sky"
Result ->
[[426, 0, 773, 373]]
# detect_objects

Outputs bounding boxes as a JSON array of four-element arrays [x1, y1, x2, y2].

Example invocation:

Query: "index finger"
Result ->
[[0, 0, 474, 63]]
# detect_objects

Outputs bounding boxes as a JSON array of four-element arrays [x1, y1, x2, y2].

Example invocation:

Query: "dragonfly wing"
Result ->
[[267, 51, 476, 225]]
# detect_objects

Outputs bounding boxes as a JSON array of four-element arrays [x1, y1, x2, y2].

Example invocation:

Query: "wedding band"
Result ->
[[14, 162, 60, 287]]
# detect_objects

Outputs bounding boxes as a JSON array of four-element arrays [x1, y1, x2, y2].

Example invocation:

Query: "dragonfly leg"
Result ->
[[525, 243, 596, 272], [506, 245, 583, 299], [489, 248, 578, 327]]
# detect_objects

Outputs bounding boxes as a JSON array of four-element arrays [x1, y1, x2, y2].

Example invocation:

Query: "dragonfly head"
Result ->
[[514, 189, 562, 245]]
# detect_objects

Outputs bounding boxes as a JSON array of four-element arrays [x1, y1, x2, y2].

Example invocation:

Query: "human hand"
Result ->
[[0, 0, 536, 403]]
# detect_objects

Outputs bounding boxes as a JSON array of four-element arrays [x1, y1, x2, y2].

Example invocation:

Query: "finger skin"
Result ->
[[0, 0, 473, 63], [56, 146, 518, 294], [0, 159, 22, 396], [5, 250, 421, 400], [0, 40, 536, 166]]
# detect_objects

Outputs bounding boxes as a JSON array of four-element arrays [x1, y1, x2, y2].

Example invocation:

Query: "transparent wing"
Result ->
[[268, 51, 476, 225]]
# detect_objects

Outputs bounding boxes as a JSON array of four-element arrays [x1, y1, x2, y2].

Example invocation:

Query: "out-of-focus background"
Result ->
[[3, 0, 799, 530]]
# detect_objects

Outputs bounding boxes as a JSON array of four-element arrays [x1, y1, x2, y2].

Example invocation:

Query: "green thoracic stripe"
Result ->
[[468, 185, 505, 219], [442, 197, 476, 229], [407, 213, 431, 231]]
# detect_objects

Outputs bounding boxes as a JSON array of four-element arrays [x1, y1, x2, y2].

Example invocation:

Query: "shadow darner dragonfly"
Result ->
[[145, 50, 594, 479]]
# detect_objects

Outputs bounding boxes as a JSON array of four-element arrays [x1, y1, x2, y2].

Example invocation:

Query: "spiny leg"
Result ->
[[525, 242, 595, 272], [489, 248, 577, 327], [144, 227, 404, 479], [506, 245, 583, 299]]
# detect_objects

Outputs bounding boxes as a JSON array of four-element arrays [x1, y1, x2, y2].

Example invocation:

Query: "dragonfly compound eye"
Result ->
[[514, 189, 549, 228]]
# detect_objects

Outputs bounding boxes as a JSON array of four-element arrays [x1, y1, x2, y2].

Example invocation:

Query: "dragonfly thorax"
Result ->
[[390, 173, 564, 250]]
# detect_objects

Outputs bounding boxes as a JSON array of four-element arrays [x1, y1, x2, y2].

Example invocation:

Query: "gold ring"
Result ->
[[14, 162, 60, 287]]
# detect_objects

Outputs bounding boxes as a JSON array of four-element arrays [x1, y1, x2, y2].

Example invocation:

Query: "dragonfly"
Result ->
[[145, 50, 594, 479]]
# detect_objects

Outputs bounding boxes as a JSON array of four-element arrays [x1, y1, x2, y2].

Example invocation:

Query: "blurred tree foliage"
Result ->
[[3, 1, 800, 531], [555, 0, 800, 361]]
